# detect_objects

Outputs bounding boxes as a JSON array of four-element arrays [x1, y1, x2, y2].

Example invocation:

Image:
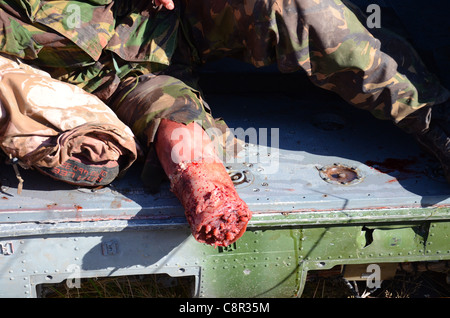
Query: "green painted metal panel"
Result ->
[[196, 220, 450, 297]]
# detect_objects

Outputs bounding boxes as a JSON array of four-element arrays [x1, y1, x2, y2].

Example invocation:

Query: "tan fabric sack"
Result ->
[[0, 55, 139, 189]]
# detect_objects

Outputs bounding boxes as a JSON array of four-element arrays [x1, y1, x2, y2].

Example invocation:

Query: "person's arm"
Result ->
[[154, 0, 174, 10]]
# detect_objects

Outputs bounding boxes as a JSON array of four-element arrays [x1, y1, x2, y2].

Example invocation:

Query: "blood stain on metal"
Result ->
[[365, 158, 418, 174], [73, 204, 83, 220], [386, 178, 398, 183], [110, 198, 122, 209]]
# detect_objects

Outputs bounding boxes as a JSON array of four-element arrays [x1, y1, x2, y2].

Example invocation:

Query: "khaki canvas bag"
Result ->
[[0, 55, 139, 192]]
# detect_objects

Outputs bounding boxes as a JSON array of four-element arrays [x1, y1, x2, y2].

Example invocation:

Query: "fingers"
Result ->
[[154, 0, 175, 10]]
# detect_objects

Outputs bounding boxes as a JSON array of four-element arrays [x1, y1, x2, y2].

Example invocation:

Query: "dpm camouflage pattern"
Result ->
[[181, 0, 449, 126], [0, 0, 448, 143], [108, 73, 222, 146], [0, 0, 179, 93], [106, 73, 232, 189], [0, 0, 229, 188]]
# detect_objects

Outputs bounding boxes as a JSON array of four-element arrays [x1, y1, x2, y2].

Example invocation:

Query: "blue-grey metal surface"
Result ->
[[2, 1, 450, 297], [1, 92, 449, 226], [1, 74, 450, 298]]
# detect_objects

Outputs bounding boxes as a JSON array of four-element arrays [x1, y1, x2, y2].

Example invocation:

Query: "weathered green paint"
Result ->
[[196, 211, 450, 297]]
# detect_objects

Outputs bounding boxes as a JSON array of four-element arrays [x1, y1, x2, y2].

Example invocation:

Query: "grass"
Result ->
[[301, 270, 449, 298], [40, 274, 194, 298], [39, 267, 449, 298]]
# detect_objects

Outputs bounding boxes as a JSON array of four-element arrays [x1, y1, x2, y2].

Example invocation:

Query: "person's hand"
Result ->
[[154, 0, 175, 10]]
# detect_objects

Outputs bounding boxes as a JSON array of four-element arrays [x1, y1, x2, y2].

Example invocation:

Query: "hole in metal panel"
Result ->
[[317, 164, 363, 185]]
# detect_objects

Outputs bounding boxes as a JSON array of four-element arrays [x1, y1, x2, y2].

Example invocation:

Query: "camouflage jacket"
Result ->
[[0, 0, 179, 95]]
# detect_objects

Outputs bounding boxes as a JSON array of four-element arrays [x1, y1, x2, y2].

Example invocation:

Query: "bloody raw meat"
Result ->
[[154, 119, 252, 247], [170, 161, 252, 247]]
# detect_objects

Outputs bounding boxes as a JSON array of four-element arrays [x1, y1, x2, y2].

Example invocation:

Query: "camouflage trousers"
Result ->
[[107, 0, 449, 144], [106, 73, 228, 188], [181, 0, 449, 124], [104, 0, 450, 185]]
